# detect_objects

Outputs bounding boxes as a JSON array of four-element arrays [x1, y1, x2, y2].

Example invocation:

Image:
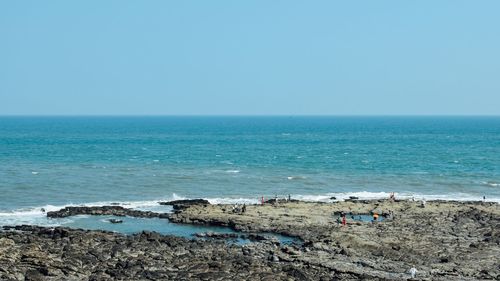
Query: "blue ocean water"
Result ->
[[0, 116, 499, 227]]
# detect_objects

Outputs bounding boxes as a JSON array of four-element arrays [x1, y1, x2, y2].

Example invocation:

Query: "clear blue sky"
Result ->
[[1, 1, 499, 115]]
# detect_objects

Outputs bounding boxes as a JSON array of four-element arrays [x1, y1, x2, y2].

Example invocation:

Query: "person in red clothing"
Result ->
[[342, 214, 347, 226]]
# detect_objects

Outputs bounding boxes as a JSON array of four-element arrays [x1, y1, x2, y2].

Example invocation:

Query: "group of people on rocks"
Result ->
[[231, 203, 246, 214], [260, 194, 292, 204], [336, 212, 381, 226]]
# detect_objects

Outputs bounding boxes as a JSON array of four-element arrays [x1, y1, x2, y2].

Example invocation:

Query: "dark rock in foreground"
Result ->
[[0, 226, 334, 281]]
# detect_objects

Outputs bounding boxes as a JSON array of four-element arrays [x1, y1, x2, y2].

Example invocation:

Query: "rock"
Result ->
[[158, 199, 210, 206], [195, 232, 238, 239], [268, 254, 279, 262], [108, 219, 123, 224], [24, 269, 45, 281], [46, 206, 169, 219]]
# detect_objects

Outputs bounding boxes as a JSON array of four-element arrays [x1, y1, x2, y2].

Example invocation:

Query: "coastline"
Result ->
[[1, 199, 498, 280]]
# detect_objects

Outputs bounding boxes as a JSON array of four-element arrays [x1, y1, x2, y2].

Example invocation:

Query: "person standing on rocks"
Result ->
[[409, 266, 418, 279], [342, 214, 347, 226]]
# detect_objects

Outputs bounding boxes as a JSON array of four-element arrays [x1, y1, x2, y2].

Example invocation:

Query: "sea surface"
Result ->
[[0, 116, 499, 229]]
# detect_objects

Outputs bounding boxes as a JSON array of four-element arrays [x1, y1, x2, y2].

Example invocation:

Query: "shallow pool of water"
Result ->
[[54, 215, 299, 245], [334, 214, 386, 222]]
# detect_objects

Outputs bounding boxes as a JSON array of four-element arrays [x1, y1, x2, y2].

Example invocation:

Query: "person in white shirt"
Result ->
[[409, 266, 418, 278]]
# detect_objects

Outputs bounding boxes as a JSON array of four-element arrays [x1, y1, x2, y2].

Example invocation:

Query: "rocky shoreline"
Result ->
[[46, 206, 170, 219], [1, 199, 499, 280]]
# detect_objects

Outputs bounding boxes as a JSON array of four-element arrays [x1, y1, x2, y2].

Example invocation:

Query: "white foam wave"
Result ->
[[206, 197, 260, 205], [317, 191, 500, 203], [0, 194, 185, 227], [287, 176, 307, 180], [482, 181, 499, 187], [202, 191, 500, 205], [225, 170, 240, 174], [293, 191, 393, 202]]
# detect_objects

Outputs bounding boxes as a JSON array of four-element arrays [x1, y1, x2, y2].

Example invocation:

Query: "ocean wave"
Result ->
[[481, 181, 499, 187], [293, 191, 393, 202], [206, 197, 260, 205], [287, 176, 307, 180], [225, 170, 240, 174], [195, 191, 500, 205], [0, 195, 183, 227]]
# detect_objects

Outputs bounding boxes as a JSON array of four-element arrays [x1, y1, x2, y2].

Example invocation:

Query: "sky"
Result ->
[[1, 1, 499, 116]]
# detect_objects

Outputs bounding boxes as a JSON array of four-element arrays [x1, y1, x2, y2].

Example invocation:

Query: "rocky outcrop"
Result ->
[[158, 199, 210, 206], [170, 199, 500, 280], [0, 225, 337, 281], [46, 206, 169, 219], [158, 199, 210, 211]]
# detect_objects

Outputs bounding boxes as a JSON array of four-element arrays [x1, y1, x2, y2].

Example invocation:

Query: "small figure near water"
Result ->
[[242, 204, 246, 213], [336, 216, 342, 225], [342, 214, 347, 226], [483, 195, 486, 202], [288, 194, 291, 201], [421, 198, 426, 208], [389, 192, 395, 201], [409, 266, 418, 279], [388, 211, 394, 220], [373, 212, 379, 222], [232, 204, 243, 213]]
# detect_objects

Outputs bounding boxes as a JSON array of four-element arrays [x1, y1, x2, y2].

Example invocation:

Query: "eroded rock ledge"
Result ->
[[46, 206, 170, 219], [158, 199, 210, 206]]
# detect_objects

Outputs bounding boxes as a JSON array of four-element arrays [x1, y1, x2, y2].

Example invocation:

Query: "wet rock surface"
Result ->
[[46, 206, 170, 219], [1, 200, 499, 280]]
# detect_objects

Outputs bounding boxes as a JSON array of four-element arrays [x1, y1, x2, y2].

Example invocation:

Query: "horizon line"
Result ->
[[1, 114, 499, 118]]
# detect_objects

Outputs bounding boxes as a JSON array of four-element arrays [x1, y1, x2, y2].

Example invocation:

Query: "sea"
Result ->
[[0, 116, 499, 232]]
